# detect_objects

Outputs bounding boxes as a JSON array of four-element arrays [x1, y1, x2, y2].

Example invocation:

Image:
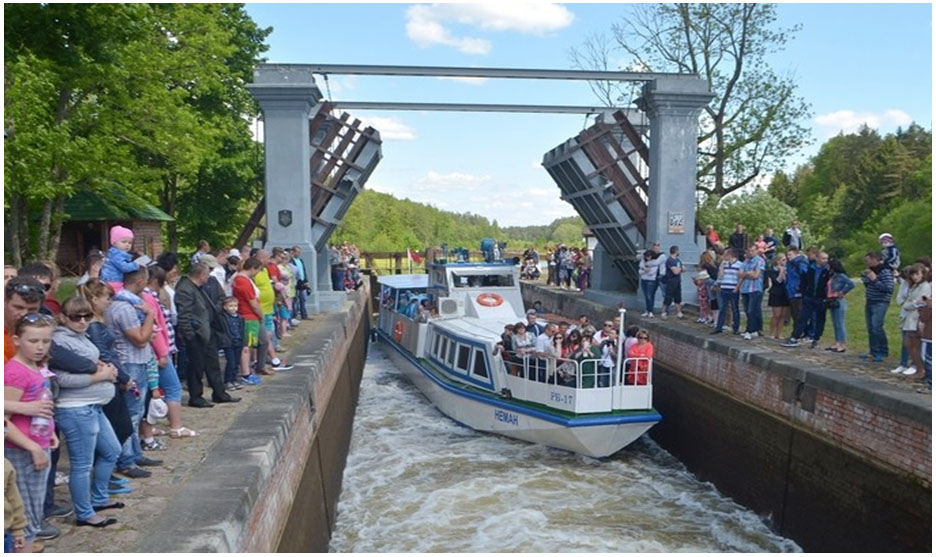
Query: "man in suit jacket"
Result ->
[[175, 263, 239, 407]]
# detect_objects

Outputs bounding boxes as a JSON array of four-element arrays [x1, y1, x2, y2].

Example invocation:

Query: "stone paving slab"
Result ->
[[44, 315, 327, 553]]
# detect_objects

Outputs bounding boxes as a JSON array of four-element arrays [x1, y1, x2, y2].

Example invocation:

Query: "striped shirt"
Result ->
[[719, 261, 743, 289]]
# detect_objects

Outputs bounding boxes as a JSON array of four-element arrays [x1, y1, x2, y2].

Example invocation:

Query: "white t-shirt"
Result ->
[[536, 333, 552, 354]]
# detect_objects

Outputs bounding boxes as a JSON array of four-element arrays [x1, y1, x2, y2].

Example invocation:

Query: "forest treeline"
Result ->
[[331, 190, 586, 252]]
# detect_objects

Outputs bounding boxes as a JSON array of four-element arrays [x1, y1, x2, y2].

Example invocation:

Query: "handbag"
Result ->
[[826, 299, 840, 310]]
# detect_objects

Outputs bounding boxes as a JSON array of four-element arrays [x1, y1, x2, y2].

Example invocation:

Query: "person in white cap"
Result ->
[[879, 233, 901, 278]]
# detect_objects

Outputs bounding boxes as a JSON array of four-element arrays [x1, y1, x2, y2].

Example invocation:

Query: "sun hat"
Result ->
[[696, 270, 711, 281], [200, 254, 219, 269]]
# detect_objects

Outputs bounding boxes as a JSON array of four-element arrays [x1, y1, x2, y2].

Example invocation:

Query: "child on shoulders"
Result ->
[[99, 226, 139, 291]]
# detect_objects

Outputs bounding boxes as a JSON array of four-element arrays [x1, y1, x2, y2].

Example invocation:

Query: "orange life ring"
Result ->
[[393, 321, 404, 342], [476, 292, 504, 307]]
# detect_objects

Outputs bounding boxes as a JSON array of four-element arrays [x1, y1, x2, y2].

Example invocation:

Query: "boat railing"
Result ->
[[499, 352, 653, 413]]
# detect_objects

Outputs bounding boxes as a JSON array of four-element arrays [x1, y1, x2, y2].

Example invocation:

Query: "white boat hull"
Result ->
[[379, 331, 659, 458]]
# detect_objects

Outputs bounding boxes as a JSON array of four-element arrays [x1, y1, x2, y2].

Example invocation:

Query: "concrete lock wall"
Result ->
[[521, 283, 931, 552], [134, 286, 370, 553]]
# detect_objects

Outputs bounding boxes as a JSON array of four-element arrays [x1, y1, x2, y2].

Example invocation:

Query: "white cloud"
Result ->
[[814, 109, 913, 138], [359, 116, 417, 141], [405, 3, 574, 54], [436, 76, 490, 86], [412, 170, 492, 192]]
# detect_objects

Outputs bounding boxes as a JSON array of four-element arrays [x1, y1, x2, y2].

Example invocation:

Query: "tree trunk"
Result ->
[[47, 194, 66, 265], [36, 198, 52, 262], [161, 174, 179, 253], [9, 194, 24, 267]]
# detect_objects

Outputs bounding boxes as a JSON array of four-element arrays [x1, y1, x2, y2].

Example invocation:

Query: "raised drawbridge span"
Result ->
[[246, 64, 712, 311]]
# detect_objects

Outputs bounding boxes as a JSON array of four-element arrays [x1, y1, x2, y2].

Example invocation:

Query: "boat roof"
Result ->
[[434, 318, 509, 343], [377, 274, 429, 289], [432, 261, 515, 269]]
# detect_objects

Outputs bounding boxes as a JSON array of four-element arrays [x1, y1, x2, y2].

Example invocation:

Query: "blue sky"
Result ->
[[245, 2, 932, 226]]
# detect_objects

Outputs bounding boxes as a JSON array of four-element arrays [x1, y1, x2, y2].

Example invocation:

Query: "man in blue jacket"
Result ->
[[782, 252, 831, 348], [860, 251, 896, 362], [784, 247, 810, 335]]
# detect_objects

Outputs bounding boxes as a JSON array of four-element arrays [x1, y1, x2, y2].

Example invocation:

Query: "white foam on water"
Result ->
[[329, 345, 802, 553]]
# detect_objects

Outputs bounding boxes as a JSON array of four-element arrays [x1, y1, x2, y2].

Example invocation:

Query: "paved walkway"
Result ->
[[44, 317, 322, 553], [530, 282, 931, 397]]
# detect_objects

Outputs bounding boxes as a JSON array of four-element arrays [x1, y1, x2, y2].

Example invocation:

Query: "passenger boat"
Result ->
[[375, 256, 661, 458]]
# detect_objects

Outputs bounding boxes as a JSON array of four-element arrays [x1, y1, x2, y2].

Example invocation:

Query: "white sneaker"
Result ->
[[750, 332, 759, 338], [742, 332, 752, 340], [902, 366, 918, 375], [646, 313, 655, 319], [640, 312, 649, 317], [696, 318, 705, 323], [890, 365, 907, 374], [661, 312, 669, 318], [677, 312, 685, 319]]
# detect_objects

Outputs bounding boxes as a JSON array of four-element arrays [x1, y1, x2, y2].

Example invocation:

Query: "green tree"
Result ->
[[571, 3, 812, 196]]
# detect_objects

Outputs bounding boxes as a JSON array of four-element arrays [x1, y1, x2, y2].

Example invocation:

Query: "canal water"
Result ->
[[329, 345, 800, 553]]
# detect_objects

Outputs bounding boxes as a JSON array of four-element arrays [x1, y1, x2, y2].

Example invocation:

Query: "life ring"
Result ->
[[476, 293, 504, 307], [393, 321, 404, 342]]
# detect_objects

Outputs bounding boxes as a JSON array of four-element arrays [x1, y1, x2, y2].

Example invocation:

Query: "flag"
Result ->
[[407, 248, 423, 265]]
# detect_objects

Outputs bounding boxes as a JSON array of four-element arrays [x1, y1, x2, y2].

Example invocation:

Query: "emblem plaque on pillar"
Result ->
[[667, 210, 685, 234], [278, 209, 293, 228]]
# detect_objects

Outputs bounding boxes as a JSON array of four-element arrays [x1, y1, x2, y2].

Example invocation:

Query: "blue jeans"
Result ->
[[865, 301, 890, 359], [899, 344, 909, 367], [742, 290, 764, 334], [117, 363, 149, 470], [159, 358, 182, 403], [54, 405, 121, 521], [715, 289, 740, 333], [222, 344, 243, 384], [793, 296, 826, 341], [332, 268, 345, 291], [922, 340, 931, 386], [641, 279, 659, 313], [292, 288, 308, 319], [829, 299, 847, 343]]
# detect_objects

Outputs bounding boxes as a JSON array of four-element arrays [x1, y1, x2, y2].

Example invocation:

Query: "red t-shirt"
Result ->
[[4, 328, 14, 365], [265, 263, 281, 282], [626, 341, 654, 385], [44, 299, 61, 316], [232, 275, 261, 322]]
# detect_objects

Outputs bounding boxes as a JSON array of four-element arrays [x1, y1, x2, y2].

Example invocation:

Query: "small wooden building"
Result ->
[[56, 185, 173, 276]]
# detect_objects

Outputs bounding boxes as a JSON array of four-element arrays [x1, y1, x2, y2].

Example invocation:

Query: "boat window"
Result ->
[[432, 333, 441, 357], [472, 349, 488, 378], [440, 337, 449, 361], [446, 340, 457, 368], [450, 273, 514, 288], [456, 345, 471, 372]]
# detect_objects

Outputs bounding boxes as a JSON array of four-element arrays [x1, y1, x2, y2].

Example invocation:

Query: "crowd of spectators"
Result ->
[[699, 221, 930, 390], [1, 226, 337, 551], [543, 245, 592, 292], [328, 243, 364, 292]]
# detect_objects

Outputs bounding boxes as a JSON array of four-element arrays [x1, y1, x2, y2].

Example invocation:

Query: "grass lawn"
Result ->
[[842, 282, 903, 362]]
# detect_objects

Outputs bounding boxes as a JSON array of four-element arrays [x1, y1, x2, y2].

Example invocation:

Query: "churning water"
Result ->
[[329, 345, 800, 553]]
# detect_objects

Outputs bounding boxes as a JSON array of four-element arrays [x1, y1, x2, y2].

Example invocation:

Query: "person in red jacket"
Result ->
[[626, 329, 654, 385]]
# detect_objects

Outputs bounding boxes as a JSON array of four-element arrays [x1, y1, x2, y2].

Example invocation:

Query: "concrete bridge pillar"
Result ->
[[248, 66, 337, 311], [636, 78, 714, 304]]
